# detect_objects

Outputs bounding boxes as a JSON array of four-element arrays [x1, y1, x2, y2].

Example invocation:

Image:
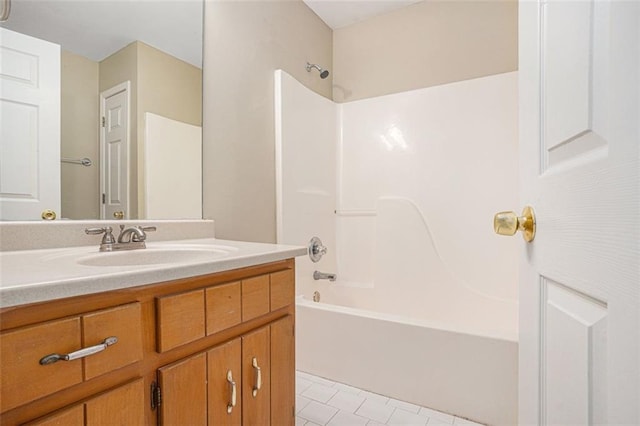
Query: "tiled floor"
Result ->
[[295, 371, 484, 426]]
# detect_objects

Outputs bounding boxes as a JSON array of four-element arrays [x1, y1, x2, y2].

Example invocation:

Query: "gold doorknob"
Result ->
[[494, 205, 536, 242], [113, 211, 124, 219], [41, 209, 57, 220]]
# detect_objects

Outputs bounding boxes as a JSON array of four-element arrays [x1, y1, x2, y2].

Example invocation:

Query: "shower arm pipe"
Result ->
[[306, 62, 322, 73], [0, 0, 10, 22]]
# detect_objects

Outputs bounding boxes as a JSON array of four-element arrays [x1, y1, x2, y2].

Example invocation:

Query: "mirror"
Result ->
[[0, 0, 203, 220]]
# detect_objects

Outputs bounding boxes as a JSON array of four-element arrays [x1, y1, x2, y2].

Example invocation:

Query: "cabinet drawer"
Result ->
[[82, 303, 143, 380], [206, 281, 241, 335], [270, 269, 294, 311], [241, 275, 270, 321], [157, 289, 206, 352], [0, 303, 143, 413], [0, 318, 83, 412]]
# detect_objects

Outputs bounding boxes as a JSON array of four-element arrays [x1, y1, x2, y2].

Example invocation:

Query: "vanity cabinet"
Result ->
[[0, 259, 295, 426]]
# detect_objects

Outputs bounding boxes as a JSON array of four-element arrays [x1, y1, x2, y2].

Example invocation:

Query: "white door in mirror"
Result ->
[[100, 82, 130, 220], [0, 28, 60, 220]]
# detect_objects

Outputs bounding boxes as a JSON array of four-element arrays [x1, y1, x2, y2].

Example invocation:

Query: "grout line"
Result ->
[[325, 408, 340, 426], [353, 395, 367, 415], [387, 407, 397, 425]]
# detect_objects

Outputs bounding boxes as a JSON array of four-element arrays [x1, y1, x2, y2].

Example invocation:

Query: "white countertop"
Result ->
[[0, 238, 307, 308]]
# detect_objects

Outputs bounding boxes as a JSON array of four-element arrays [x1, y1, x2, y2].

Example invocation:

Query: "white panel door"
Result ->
[[100, 82, 129, 220], [0, 28, 60, 220], [519, 1, 639, 424]]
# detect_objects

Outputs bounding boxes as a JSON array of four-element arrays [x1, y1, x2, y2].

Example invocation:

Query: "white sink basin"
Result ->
[[77, 246, 235, 267], [76, 247, 231, 267], [35, 242, 240, 268]]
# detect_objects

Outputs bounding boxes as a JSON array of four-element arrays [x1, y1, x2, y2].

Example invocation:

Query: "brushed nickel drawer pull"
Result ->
[[39, 337, 118, 365], [226, 370, 237, 414], [251, 357, 262, 397]]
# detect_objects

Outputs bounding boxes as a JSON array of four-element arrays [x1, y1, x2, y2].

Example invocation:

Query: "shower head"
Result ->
[[306, 62, 330, 79]]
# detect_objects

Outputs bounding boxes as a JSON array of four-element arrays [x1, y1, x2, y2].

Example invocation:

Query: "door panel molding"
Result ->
[[539, 0, 610, 172], [539, 277, 607, 424]]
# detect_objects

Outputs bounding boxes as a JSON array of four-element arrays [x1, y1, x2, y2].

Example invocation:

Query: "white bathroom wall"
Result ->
[[277, 70, 519, 310], [144, 112, 202, 219], [338, 71, 519, 302], [275, 71, 337, 295]]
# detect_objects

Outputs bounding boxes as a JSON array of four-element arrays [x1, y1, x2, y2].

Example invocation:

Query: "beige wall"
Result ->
[[332, 0, 518, 102], [99, 42, 202, 219], [60, 50, 100, 219], [137, 42, 203, 218], [99, 43, 139, 218], [202, 0, 333, 243]]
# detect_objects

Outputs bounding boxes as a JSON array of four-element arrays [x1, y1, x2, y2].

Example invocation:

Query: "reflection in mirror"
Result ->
[[0, 0, 203, 221]]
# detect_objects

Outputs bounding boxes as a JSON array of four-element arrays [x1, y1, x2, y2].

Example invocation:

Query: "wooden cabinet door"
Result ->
[[25, 405, 84, 426], [271, 316, 295, 426], [26, 380, 144, 426], [85, 379, 144, 425], [242, 326, 271, 425], [207, 338, 242, 426], [158, 352, 207, 426]]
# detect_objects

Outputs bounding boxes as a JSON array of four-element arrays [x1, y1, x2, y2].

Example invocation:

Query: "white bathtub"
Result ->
[[294, 198, 518, 425], [296, 289, 518, 426]]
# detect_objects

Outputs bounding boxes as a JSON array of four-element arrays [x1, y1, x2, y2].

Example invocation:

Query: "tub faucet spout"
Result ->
[[313, 271, 336, 282]]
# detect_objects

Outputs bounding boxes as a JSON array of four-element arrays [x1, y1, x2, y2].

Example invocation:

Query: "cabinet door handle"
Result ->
[[39, 337, 118, 365], [226, 370, 237, 414], [251, 357, 262, 397]]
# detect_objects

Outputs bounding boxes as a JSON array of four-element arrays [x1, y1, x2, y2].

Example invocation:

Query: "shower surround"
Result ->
[[276, 70, 518, 425]]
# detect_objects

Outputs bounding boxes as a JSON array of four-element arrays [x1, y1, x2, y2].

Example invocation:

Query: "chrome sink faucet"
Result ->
[[117, 225, 153, 243], [85, 225, 156, 252]]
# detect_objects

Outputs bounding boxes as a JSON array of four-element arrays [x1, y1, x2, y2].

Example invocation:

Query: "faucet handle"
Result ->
[[85, 226, 116, 244], [308, 236, 327, 263], [138, 226, 156, 233]]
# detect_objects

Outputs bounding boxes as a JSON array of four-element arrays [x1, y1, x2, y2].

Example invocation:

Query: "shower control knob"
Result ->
[[308, 236, 327, 263]]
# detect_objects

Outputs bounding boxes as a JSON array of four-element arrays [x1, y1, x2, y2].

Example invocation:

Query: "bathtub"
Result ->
[[293, 199, 518, 425], [296, 294, 517, 426]]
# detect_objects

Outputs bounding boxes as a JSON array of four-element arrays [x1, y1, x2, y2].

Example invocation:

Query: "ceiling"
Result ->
[[0, 0, 203, 68], [0, 0, 421, 67], [302, 0, 423, 29]]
